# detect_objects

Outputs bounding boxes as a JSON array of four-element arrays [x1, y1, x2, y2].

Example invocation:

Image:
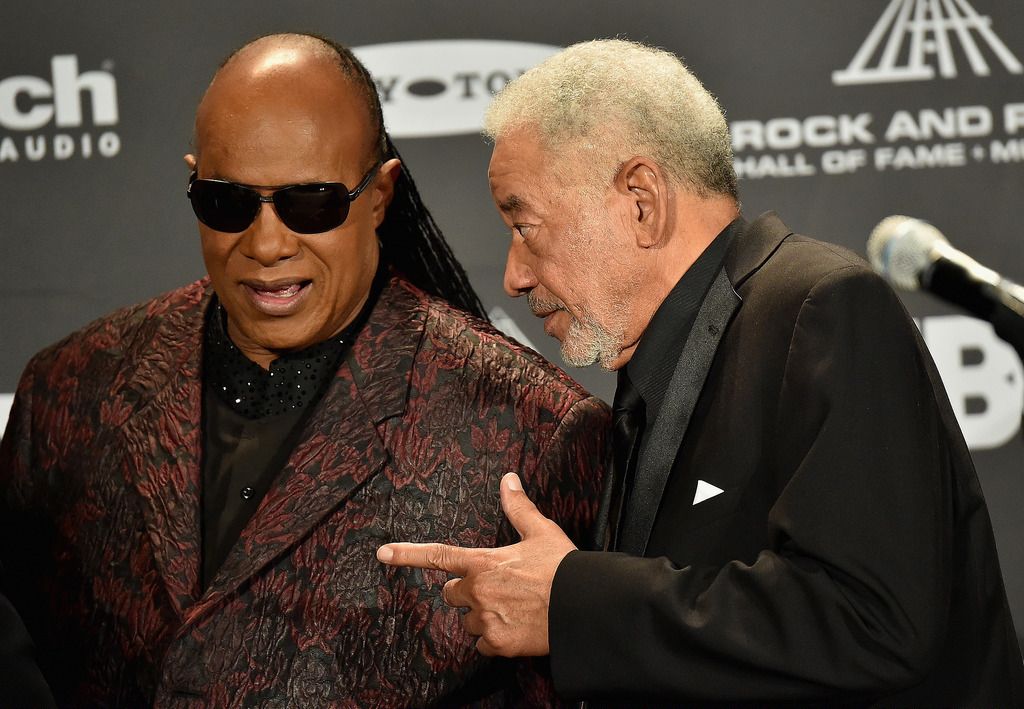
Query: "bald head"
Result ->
[[193, 33, 382, 163], [222, 32, 342, 71]]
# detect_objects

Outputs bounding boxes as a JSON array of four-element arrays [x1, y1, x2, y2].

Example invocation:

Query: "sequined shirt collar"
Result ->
[[202, 303, 352, 419]]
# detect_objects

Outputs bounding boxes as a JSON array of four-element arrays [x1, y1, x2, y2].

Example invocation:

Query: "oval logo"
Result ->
[[352, 40, 561, 139]]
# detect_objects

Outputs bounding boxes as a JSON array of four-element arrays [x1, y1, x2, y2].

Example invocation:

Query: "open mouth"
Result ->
[[242, 279, 312, 315], [253, 282, 307, 298]]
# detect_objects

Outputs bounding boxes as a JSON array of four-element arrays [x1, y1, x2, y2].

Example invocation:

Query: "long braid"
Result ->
[[377, 135, 488, 319], [302, 33, 489, 320]]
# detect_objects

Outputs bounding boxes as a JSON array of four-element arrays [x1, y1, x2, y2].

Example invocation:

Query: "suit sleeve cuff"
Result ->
[[548, 549, 655, 699]]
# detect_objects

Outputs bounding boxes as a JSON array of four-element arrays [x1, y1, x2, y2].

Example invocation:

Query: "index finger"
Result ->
[[377, 542, 484, 576]]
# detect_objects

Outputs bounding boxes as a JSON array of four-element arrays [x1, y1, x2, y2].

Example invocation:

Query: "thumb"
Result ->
[[500, 473, 548, 539]]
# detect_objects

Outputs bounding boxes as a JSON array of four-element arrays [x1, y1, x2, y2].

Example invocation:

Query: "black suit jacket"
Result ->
[[549, 213, 1024, 706]]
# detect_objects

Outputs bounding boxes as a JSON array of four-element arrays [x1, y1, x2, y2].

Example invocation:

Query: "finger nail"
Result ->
[[376, 545, 394, 563], [504, 472, 522, 492]]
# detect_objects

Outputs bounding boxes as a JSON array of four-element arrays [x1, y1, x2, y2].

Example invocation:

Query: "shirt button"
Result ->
[[240, 487, 254, 501]]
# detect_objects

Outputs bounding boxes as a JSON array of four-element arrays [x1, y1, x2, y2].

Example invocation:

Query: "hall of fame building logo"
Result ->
[[730, 0, 1023, 179], [833, 0, 1022, 85]]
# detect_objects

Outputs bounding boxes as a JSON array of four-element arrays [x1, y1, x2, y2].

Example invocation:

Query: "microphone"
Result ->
[[868, 215, 1024, 356]]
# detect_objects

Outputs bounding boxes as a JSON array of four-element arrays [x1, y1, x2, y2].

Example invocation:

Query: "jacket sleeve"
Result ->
[[531, 395, 610, 552], [0, 357, 36, 509], [0, 582, 57, 709], [549, 267, 960, 702], [450, 394, 610, 709], [0, 361, 58, 709]]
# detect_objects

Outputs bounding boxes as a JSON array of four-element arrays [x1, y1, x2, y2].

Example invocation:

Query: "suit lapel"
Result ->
[[616, 213, 794, 556], [188, 277, 427, 619], [617, 269, 739, 556], [118, 282, 210, 618], [191, 360, 388, 612]]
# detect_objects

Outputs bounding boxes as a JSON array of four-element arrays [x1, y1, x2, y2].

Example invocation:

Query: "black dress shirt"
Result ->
[[200, 270, 384, 589], [627, 218, 741, 432]]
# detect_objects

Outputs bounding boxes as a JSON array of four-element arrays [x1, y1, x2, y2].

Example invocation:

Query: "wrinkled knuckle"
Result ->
[[482, 548, 503, 571], [479, 610, 504, 637], [463, 580, 482, 606], [486, 629, 511, 656], [425, 545, 446, 570]]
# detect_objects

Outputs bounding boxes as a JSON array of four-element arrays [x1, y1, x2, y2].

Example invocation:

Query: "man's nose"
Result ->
[[503, 239, 538, 297], [239, 203, 301, 266]]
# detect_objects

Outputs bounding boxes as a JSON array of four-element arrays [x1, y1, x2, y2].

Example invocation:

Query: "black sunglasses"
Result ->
[[186, 162, 382, 234]]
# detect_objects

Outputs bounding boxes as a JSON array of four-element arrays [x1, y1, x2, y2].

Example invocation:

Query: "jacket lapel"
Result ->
[[117, 281, 210, 618], [617, 269, 739, 556], [188, 278, 427, 619], [617, 213, 794, 556]]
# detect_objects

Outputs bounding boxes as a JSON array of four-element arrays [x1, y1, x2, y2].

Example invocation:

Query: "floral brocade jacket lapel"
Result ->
[[0, 275, 609, 708], [119, 277, 415, 620]]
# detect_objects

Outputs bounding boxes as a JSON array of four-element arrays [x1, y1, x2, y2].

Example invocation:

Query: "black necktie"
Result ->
[[607, 369, 646, 551]]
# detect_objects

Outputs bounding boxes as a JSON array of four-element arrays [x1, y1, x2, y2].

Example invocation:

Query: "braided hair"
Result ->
[[220, 33, 488, 320], [375, 134, 487, 320]]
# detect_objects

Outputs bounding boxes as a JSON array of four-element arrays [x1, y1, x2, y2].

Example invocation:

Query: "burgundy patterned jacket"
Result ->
[[0, 275, 609, 708]]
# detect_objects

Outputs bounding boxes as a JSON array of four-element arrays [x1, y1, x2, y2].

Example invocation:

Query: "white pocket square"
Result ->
[[693, 480, 725, 505]]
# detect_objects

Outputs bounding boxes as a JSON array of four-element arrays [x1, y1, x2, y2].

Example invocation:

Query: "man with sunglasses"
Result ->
[[0, 33, 607, 707]]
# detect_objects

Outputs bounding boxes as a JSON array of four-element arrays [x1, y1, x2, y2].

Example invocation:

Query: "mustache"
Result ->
[[527, 291, 566, 316]]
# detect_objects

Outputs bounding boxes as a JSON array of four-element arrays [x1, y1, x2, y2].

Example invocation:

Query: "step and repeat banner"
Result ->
[[2, 0, 1023, 638]]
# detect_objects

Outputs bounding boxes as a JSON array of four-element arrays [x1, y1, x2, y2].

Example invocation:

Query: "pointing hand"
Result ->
[[377, 472, 576, 656]]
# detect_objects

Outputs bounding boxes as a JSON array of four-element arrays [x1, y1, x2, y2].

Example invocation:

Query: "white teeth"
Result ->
[[258, 284, 302, 298]]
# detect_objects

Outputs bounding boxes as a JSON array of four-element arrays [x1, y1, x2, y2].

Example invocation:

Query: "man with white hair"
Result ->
[[379, 39, 1024, 705]]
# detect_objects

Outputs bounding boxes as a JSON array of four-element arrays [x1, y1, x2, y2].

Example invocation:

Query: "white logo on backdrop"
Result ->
[[918, 316, 1024, 449], [352, 40, 560, 138], [833, 0, 1023, 86], [0, 55, 120, 162], [0, 394, 13, 438], [733, 1, 1024, 183]]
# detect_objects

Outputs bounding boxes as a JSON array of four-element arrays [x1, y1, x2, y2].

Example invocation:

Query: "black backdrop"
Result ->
[[2, 0, 1022, 645]]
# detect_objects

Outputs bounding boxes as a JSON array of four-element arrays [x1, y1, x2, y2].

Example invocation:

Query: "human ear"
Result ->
[[616, 157, 666, 248], [372, 158, 402, 228]]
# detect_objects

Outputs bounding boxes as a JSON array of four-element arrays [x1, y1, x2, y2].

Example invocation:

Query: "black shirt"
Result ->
[[626, 218, 741, 428], [200, 271, 384, 590]]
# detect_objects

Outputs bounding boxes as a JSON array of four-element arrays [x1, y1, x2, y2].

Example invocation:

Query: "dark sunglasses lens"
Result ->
[[274, 184, 349, 234], [189, 181, 260, 233]]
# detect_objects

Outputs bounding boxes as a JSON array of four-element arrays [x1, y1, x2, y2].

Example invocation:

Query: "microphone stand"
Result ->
[[928, 259, 1024, 360], [927, 260, 1024, 441]]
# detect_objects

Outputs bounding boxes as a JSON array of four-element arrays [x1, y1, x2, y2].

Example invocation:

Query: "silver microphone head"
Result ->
[[867, 215, 949, 292]]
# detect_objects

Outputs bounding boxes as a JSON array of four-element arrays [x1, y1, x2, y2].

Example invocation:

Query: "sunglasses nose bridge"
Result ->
[[253, 192, 287, 230], [240, 194, 302, 266]]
